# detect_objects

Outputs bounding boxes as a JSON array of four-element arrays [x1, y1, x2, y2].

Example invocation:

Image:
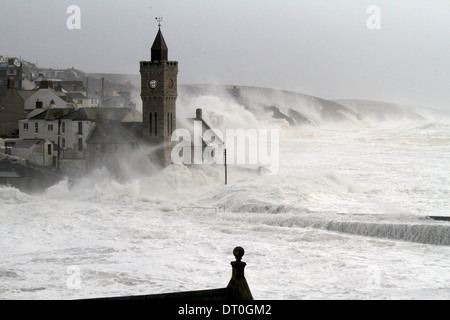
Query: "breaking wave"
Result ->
[[269, 216, 450, 246], [0, 186, 33, 204], [320, 220, 450, 246]]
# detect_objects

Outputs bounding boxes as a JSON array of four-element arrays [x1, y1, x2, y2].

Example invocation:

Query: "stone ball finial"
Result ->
[[233, 247, 245, 262]]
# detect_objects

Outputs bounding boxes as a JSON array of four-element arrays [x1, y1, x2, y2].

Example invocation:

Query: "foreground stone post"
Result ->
[[227, 247, 253, 300]]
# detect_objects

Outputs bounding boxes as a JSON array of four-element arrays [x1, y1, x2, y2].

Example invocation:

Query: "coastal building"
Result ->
[[0, 82, 71, 137], [85, 121, 143, 171], [0, 86, 29, 137], [3, 24, 218, 175], [19, 107, 141, 163], [11, 138, 54, 167]]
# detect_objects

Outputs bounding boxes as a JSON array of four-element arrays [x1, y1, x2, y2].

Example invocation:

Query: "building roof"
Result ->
[[22, 79, 38, 90], [17, 90, 37, 101], [14, 139, 46, 149], [59, 107, 138, 121], [86, 121, 143, 144], [0, 166, 21, 178], [58, 94, 75, 104], [19, 88, 68, 110], [27, 107, 140, 123], [29, 108, 75, 120], [151, 29, 168, 61], [67, 92, 87, 100]]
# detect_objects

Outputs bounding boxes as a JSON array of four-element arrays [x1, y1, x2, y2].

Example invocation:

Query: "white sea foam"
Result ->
[[1, 87, 449, 300]]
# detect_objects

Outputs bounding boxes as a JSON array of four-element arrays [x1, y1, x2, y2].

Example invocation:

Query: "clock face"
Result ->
[[167, 79, 174, 89], [149, 79, 157, 89]]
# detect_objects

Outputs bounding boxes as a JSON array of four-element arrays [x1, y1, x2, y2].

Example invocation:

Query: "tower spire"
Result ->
[[151, 17, 168, 61]]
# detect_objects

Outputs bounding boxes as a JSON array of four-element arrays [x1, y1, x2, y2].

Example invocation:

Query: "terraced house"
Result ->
[[18, 107, 141, 171]]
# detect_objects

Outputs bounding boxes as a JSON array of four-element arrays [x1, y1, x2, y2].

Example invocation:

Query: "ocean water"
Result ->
[[1, 89, 449, 300]]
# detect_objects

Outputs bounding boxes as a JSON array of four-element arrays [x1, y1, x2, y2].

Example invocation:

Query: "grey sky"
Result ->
[[1, 0, 449, 109]]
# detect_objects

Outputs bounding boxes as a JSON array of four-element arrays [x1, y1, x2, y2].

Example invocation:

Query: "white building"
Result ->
[[19, 108, 94, 160], [24, 88, 68, 112], [11, 139, 54, 167], [18, 107, 142, 163]]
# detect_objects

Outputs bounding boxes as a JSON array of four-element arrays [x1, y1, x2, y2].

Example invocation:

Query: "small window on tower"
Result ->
[[149, 113, 153, 136]]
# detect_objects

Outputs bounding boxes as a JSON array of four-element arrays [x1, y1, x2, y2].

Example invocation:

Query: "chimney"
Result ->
[[196, 108, 202, 120]]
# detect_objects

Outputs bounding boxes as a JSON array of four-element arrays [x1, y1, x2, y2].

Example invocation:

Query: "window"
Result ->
[[168, 113, 170, 136], [149, 113, 152, 136], [35, 123, 39, 134], [48, 124, 53, 131], [61, 122, 65, 134], [78, 122, 83, 135], [154, 112, 157, 136], [78, 138, 83, 152], [23, 123, 28, 130], [62, 138, 66, 149], [47, 144, 52, 155]]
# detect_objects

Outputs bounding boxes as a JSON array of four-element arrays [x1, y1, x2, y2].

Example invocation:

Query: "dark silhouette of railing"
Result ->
[[88, 247, 253, 300]]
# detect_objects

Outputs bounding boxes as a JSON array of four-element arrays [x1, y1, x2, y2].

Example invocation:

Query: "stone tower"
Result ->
[[140, 25, 178, 167]]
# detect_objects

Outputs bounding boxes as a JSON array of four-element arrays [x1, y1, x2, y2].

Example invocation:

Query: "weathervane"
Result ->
[[155, 17, 163, 29]]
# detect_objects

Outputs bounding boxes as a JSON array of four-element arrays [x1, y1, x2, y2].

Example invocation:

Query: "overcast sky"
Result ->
[[1, 0, 449, 109]]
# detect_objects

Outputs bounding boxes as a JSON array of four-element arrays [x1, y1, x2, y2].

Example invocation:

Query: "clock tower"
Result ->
[[140, 22, 178, 167]]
